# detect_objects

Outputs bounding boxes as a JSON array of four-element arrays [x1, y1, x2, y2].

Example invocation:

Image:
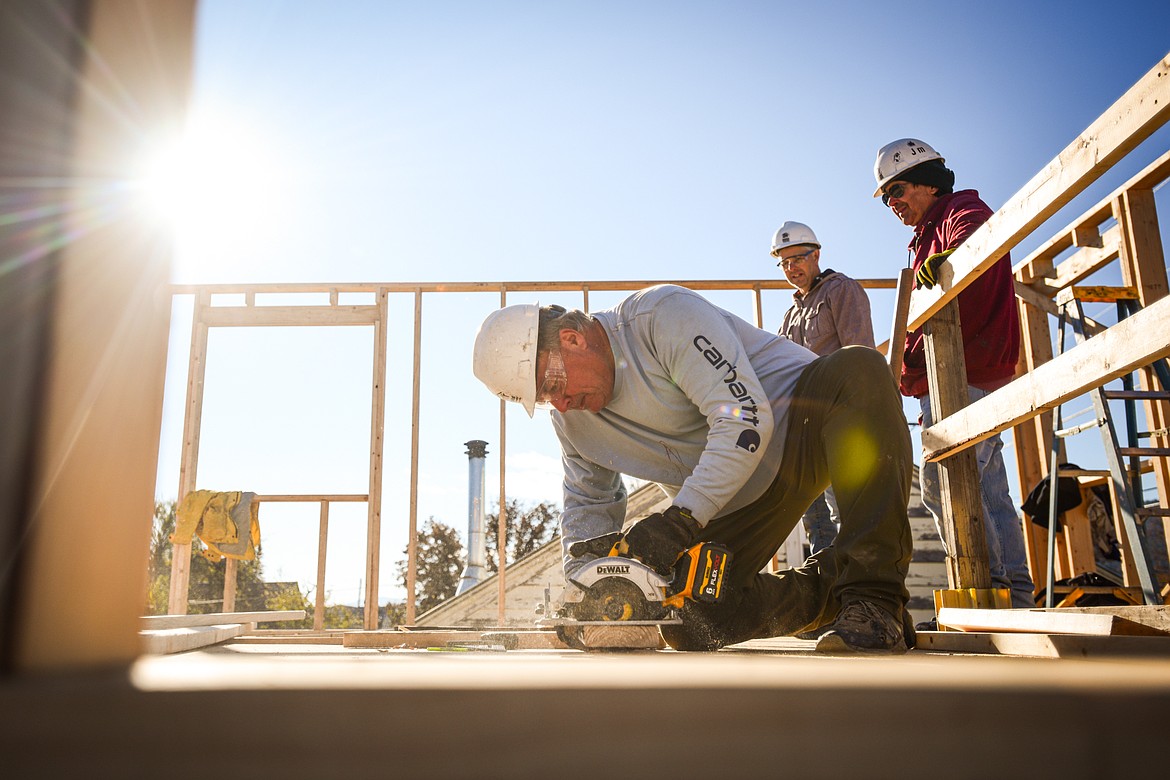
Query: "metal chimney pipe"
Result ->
[[456, 439, 489, 595]]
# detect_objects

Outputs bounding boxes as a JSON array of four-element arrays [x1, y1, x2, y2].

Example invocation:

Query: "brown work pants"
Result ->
[[662, 346, 913, 649]]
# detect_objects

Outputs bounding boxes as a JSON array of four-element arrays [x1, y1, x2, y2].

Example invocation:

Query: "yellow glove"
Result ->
[[915, 248, 956, 290]]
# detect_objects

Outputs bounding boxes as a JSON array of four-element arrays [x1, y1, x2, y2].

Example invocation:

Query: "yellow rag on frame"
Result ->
[[172, 490, 260, 562]]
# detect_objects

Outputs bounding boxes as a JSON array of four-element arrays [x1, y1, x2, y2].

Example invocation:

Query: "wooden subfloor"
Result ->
[[2, 636, 1169, 779]]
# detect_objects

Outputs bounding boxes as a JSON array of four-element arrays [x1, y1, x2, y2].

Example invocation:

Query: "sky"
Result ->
[[152, 1, 1170, 607]]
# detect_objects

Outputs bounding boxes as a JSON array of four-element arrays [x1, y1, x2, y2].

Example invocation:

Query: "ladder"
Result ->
[[1045, 286, 1170, 607]]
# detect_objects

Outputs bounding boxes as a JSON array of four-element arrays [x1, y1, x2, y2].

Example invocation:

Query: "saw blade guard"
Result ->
[[565, 556, 672, 603]]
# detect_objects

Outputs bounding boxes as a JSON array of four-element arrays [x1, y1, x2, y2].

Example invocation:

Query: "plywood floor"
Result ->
[[3, 636, 1169, 779]]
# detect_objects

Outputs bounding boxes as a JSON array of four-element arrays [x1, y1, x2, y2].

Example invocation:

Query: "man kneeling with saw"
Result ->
[[472, 284, 915, 654]]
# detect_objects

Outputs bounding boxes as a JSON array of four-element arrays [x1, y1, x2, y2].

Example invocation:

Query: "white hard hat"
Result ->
[[472, 304, 541, 417], [872, 138, 945, 197], [770, 221, 820, 258]]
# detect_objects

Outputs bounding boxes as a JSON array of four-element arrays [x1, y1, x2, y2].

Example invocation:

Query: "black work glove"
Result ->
[[568, 532, 624, 559], [622, 506, 701, 575], [915, 248, 956, 290]]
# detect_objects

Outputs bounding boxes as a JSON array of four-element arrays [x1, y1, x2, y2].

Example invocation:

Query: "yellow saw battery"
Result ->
[[664, 542, 732, 608]]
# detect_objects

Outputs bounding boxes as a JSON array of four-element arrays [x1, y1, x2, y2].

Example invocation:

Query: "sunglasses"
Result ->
[[881, 182, 909, 207]]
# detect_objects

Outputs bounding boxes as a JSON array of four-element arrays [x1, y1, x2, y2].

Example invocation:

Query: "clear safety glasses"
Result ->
[[775, 248, 816, 267], [535, 349, 567, 408]]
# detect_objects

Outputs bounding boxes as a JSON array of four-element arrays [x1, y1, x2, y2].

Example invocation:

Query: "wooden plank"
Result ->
[[11, 653, 1170, 778], [937, 607, 1167, 636], [1059, 500, 1099, 579], [1029, 605, 1170, 633], [230, 634, 345, 645], [10, 1, 198, 672], [169, 291, 210, 616], [1055, 285, 1139, 305], [1015, 226, 1121, 296], [342, 629, 568, 650], [918, 630, 1170, 658], [201, 305, 380, 327], [921, 294, 1170, 461], [934, 587, 1010, 611], [496, 290, 509, 627], [405, 289, 423, 625], [480, 631, 567, 650], [1120, 188, 1170, 304], [1012, 149, 1170, 284], [580, 624, 663, 649], [907, 53, 1170, 333], [140, 610, 306, 629], [1012, 293, 1051, 593], [1012, 288, 1052, 579], [254, 493, 367, 502], [140, 623, 247, 654], [1052, 586, 1142, 608], [1071, 225, 1104, 248], [1016, 224, 1096, 283], [222, 557, 237, 612], [885, 267, 914, 380], [363, 287, 386, 631], [172, 278, 897, 296], [924, 298, 990, 589], [314, 501, 329, 631], [751, 284, 764, 329], [1042, 227, 1122, 291], [247, 628, 353, 636], [1013, 280, 1106, 334]]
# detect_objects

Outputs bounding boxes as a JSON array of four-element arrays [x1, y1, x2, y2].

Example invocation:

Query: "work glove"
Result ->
[[568, 532, 624, 559], [915, 248, 956, 290], [622, 506, 702, 575]]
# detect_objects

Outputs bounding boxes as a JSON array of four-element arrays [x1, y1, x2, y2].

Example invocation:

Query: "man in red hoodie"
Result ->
[[874, 138, 1035, 616]]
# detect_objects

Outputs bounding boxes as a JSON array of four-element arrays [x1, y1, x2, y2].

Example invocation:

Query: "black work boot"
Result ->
[[814, 600, 908, 655], [902, 608, 917, 650]]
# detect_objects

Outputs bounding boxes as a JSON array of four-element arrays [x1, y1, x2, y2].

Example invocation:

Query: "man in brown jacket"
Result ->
[[773, 220, 875, 556]]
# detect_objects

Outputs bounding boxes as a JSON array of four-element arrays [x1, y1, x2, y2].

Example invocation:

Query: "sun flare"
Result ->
[[138, 111, 286, 278]]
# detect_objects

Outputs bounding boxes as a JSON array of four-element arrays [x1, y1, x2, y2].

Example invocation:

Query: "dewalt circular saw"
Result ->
[[536, 531, 732, 650]]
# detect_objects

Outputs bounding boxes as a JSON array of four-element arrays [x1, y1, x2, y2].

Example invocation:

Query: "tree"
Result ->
[[145, 499, 266, 615], [483, 499, 560, 572], [392, 501, 560, 616], [264, 582, 314, 629], [383, 601, 407, 627], [396, 517, 464, 612]]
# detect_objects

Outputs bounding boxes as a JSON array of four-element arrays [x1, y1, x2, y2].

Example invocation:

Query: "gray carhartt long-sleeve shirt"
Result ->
[[552, 285, 815, 577]]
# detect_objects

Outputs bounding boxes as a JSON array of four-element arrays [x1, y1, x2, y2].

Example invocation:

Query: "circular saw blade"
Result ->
[[572, 576, 664, 622]]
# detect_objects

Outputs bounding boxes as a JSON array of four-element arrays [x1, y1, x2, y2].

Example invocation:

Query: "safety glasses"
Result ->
[[535, 349, 567, 407], [775, 248, 816, 267], [881, 182, 909, 207]]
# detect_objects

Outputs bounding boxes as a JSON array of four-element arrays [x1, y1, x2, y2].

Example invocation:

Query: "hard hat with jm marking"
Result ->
[[873, 138, 944, 197]]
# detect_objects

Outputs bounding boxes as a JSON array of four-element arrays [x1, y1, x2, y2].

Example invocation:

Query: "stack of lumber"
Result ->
[[139, 610, 306, 654], [918, 605, 1170, 658]]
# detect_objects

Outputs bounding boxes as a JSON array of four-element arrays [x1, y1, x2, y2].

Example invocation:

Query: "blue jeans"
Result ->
[[801, 487, 839, 555], [920, 389, 1035, 608]]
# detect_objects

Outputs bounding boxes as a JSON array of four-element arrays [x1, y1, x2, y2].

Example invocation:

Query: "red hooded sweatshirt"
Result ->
[[900, 189, 1020, 398]]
